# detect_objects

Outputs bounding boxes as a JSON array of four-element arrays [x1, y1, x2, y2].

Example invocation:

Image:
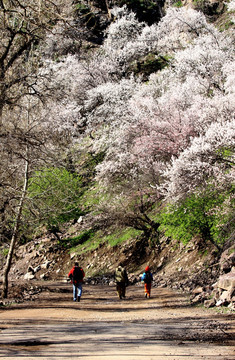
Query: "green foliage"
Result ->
[[120, 0, 163, 24], [103, 228, 141, 247], [228, 248, 235, 255], [68, 227, 141, 255], [27, 167, 84, 230], [223, 20, 234, 30], [74, 1, 89, 11], [80, 186, 103, 210], [192, 0, 226, 16], [0, 248, 9, 257], [79, 151, 106, 186], [192, 0, 204, 8], [59, 230, 95, 249], [216, 147, 234, 161], [173, 0, 183, 7], [72, 0, 105, 40], [70, 232, 103, 254], [132, 54, 170, 77], [159, 189, 234, 248]]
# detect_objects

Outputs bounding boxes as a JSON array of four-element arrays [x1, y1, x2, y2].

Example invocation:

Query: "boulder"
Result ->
[[192, 286, 204, 294], [41, 260, 52, 269], [34, 265, 41, 273], [24, 272, 35, 280], [27, 265, 35, 274], [204, 298, 216, 308], [217, 272, 235, 291], [220, 290, 231, 303], [40, 273, 47, 279], [220, 248, 235, 273], [216, 299, 227, 307]]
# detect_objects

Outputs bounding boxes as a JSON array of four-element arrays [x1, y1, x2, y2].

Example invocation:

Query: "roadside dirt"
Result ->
[[0, 282, 234, 360]]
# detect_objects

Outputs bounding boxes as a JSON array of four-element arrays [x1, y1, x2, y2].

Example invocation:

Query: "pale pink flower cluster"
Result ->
[[39, 5, 234, 203]]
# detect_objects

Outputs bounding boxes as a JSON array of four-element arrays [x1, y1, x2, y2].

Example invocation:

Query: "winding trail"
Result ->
[[0, 283, 234, 359]]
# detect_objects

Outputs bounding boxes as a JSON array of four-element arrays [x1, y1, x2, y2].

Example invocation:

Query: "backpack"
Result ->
[[115, 266, 126, 283], [72, 267, 83, 282], [144, 271, 152, 284]]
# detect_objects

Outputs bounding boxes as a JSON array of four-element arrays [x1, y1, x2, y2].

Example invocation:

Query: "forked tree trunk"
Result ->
[[1, 154, 29, 299]]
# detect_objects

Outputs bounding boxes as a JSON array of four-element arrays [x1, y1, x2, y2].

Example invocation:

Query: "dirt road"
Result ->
[[0, 283, 234, 359]]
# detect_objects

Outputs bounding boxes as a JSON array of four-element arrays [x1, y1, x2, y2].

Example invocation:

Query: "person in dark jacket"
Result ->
[[68, 262, 85, 302], [115, 262, 129, 299], [141, 266, 153, 298]]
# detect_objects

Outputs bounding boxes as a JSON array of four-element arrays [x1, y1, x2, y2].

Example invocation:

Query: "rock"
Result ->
[[192, 286, 204, 294], [216, 299, 227, 307], [220, 248, 235, 273], [219, 290, 232, 303], [191, 294, 203, 304], [24, 272, 35, 280], [159, 281, 167, 288], [41, 260, 52, 269], [40, 273, 49, 280], [34, 265, 41, 273], [204, 298, 216, 308], [31, 250, 39, 259], [228, 302, 235, 311], [27, 265, 35, 274], [213, 289, 221, 301], [77, 216, 83, 224], [217, 272, 235, 291], [27, 265, 34, 274]]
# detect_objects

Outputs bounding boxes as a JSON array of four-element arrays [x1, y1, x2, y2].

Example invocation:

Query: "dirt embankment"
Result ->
[[1, 232, 234, 310]]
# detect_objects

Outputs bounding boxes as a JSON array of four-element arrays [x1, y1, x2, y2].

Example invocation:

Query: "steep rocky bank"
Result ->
[[0, 229, 234, 310]]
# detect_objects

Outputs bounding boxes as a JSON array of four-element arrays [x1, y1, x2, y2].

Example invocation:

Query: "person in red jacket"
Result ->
[[68, 262, 85, 302]]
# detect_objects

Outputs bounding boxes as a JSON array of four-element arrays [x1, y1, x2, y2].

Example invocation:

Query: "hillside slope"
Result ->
[[1, 225, 234, 310]]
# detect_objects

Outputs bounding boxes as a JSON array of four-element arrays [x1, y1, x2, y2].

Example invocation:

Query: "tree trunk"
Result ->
[[104, 0, 111, 19], [1, 153, 29, 299]]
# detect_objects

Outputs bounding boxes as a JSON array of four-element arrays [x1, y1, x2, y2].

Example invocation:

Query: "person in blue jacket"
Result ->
[[141, 266, 153, 298]]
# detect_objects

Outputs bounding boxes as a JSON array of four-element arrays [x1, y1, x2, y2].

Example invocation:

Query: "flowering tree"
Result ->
[[1, 2, 232, 256], [162, 120, 235, 200], [74, 6, 235, 246]]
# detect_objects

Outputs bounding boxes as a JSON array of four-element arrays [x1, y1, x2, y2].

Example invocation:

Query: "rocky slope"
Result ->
[[1, 226, 234, 310]]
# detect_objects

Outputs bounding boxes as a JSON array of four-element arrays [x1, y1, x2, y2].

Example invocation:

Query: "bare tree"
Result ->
[[1, 99, 46, 298], [1, 144, 29, 298], [0, 1, 77, 297], [0, 0, 72, 119], [0, 93, 76, 298]]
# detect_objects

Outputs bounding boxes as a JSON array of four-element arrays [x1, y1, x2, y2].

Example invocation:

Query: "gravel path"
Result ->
[[0, 283, 234, 359]]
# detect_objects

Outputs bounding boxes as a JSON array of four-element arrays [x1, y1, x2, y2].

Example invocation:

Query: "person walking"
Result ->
[[115, 262, 129, 299], [141, 266, 153, 298], [68, 262, 85, 302]]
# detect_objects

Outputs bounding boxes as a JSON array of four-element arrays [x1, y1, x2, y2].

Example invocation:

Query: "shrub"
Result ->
[[27, 167, 84, 230], [159, 188, 234, 249]]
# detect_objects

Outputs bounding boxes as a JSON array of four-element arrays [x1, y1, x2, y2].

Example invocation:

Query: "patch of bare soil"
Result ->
[[0, 282, 234, 360]]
